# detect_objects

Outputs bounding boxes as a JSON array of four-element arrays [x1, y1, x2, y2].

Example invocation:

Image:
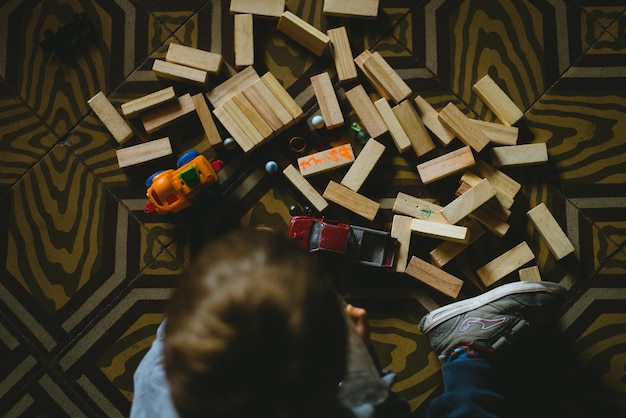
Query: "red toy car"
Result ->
[[144, 150, 223, 215], [288, 216, 397, 268]]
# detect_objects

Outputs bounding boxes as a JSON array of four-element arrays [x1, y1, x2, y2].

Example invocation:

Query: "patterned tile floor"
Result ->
[[0, 0, 625, 417]]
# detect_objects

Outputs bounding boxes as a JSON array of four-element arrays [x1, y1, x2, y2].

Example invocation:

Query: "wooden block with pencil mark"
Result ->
[[277, 11, 330, 56], [341, 139, 385, 192], [310, 72, 344, 129], [430, 219, 485, 268], [476, 242, 535, 287], [374, 98, 411, 153], [116, 137, 172, 169], [191, 93, 222, 147], [261, 71, 304, 122], [323, 0, 379, 19], [120, 87, 176, 119], [417, 146, 475, 185], [283, 165, 328, 212], [391, 215, 412, 273], [88, 91, 133, 143], [392, 100, 436, 157], [141, 93, 196, 134], [473, 75, 524, 126], [234, 14, 254, 69], [490, 143, 548, 167], [354, 50, 391, 100], [297, 144, 355, 176], [441, 178, 497, 224], [327, 27, 357, 83], [362, 52, 411, 104], [405, 256, 463, 299], [411, 219, 470, 244], [527, 203, 575, 260], [152, 59, 208, 86], [165, 43, 223, 74], [345, 85, 388, 139], [207, 66, 260, 108], [230, 0, 285, 17], [470, 119, 518, 145], [213, 105, 255, 153], [438, 103, 490, 153], [244, 79, 293, 129], [323, 181, 380, 221], [414, 95, 455, 146], [519, 266, 542, 282], [393, 192, 449, 224]]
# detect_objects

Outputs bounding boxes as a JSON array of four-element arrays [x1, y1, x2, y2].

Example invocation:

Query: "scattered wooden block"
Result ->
[[223, 98, 265, 146], [323, 0, 379, 19], [430, 219, 485, 267], [473, 75, 524, 126], [141, 93, 196, 134], [191, 93, 222, 147], [405, 256, 463, 298], [354, 50, 391, 100], [470, 119, 518, 146], [120, 87, 176, 119], [152, 59, 208, 86], [345, 85, 388, 139], [341, 139, 385, 192], [230, 0, 285, 17], [527, 203, 575, 260], [519, 266, 542, 282], [297, 144, 355, 176], [310, 72, 344, 129], [283, 165, 328, 212], [327, 27, 357, 83], [207, 66, 261, 108], [261, 71, 304, 122], [116, 137, 172, 169], [476, 242, 535, 287], [490, 143, 548, 167], [242, 83, 286, 133], [461, 171, 514, 210], [231, 92, 274, 142], [468, 211, 510, 238], [87, 91, 133, 143], [213, 105, 255, 153], [393, 192, 449, 224], [362, 52, 411, 104], [391, 215, 412, 273], [414, 96, 455, 146], [393, 100, 436, 157], [234, 14, 254, 69], [411, 219, 470, 244], [417, 146, 475, 185], [457, 175, 511, 221], [441, 179, 497, 224], [474, 158, 521, 201], [438, 103, 490, 153], [165, 43, 223, 74], [374, 98, 411, 153], [323, 181, 380, 221], [277, 11, 330, 56]]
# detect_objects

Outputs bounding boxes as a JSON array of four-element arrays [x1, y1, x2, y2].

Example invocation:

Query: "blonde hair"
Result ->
[[164, 229, 347, 418]]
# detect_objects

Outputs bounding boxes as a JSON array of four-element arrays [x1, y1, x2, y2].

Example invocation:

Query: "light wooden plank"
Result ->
[[223, 98, 264, 146], [354, 50, 391, 100], [362, 52, 411, 104], [393, 100, 436, 157], [152, 59, 208, 86], [230, 0, 285, 17], [261, 71, 304, 122], [231, 92, 274, 142], [165, 43, 223, 74], [411, 219, 470, 244], [473, 74, 524, 126], [405, 256, 463, 299], [242, 84, 284, 133], [470, 119, 518, 145], [476, 242, 535, 287], [323, 0, 379, 19], [213, 105, 255, 153], [282, 165, 328, 212], [441, 179, 497, 224], [391, 215, 412, 273], [461, 171, 514, 210], [87, 91, 133, 143], [519, 266, 542, 282], [310, 72, 344, 129], [234, 14, 254, 68], [490, 143, 549, 167], [191, 93, 222, 147], [414, 95, 455, 146], [430, 219, 485, 268], [341, 139, 385, 192], [277, 11, 330, 56], [297, 144, 355, 176], [468, 212, 510, 238], [141, 94, 196, 134], [207, 66, 261, 108], [527, 203, 575, 260], [247, 79, 293, 128], [474, 158, 521, 200], [417, 146, 475, 185], [438, 103, 490, 152], [323, 181, 380, 221], [327, 27, 357, 83], [374, 98, 411, 153], [345, 84, 389, 139], [120, 87, 176, 119], [116, 137, 172, 168], [392, 192, 449, 224]]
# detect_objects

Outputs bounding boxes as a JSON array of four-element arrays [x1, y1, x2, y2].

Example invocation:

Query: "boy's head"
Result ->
[[164, 229, 348, 418]]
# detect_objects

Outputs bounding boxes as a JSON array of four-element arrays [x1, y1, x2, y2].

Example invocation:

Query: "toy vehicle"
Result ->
[[288, 216, 397, 268], [144, 150, 224, 215]]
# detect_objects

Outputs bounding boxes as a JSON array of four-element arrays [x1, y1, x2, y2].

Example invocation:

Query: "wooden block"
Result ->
[[242, 83, 286, 133], [207, 66, 261, 108], [323, 0, 379, 19], [191, 93, 222, 147], [282, 165, 328, 212], [527, 203, 575, 260], [323, 181, 380, 221], [297, 144, 355, 176], [152, 59, 208, 86], [165, 44, 223, 74], [457, 175, 511, 221], [461, 171, 514, 210], [310, 72, 344, 129], [438, 103, 490, 153], [374, 98, 411, 153], [362, 52, 411, 104], [141, 94, 196, 134], [345, 85, 388, 139], [223, 98, 265, 146], [490, 143, 548, 167], [392, 192, 449, 224], [213, 105, 255, 153], [519, 266, 542, 282], [392, 100, 437, 157], [417, 146, 475, 185], [391, 215, 412, 273], [354, 50, 391, 100], [327, 27, 357, 83], [261, 71, 304, 122], [405, 256, 463, 299], [473, 75, 524, 126], [476, 242, 535, 287], [468, 211, 510, 238], [231, 92, 274, 142], [87, 91, 133, 143], [474, 158, 521, 201], [341, 139, 385, 192], [230, 0, 284, 17], [470, 119, 518, 145], [234, 14, 254, 69], [120, 87, 176, 119], [441, 179, 497, 224], [411, 219, 470, 244], [116, 137, 172, 169], [414, 96, 455, 146], [430, 219, 485, 268], [277, 11, 330, 56]]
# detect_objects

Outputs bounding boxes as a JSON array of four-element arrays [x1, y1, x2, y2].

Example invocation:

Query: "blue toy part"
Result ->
[[145, 170, 165, 188], [177, 150, 201, 167]]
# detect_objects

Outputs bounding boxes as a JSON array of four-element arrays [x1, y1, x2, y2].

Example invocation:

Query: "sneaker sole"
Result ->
[[419, 282, 566, 333]]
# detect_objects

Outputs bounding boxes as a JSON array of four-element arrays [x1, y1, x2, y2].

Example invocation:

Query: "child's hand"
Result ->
[[346, 304, 370, 345]]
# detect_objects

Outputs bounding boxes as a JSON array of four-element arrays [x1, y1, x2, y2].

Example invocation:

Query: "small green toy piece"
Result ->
[[350, 122, 370, 145]]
